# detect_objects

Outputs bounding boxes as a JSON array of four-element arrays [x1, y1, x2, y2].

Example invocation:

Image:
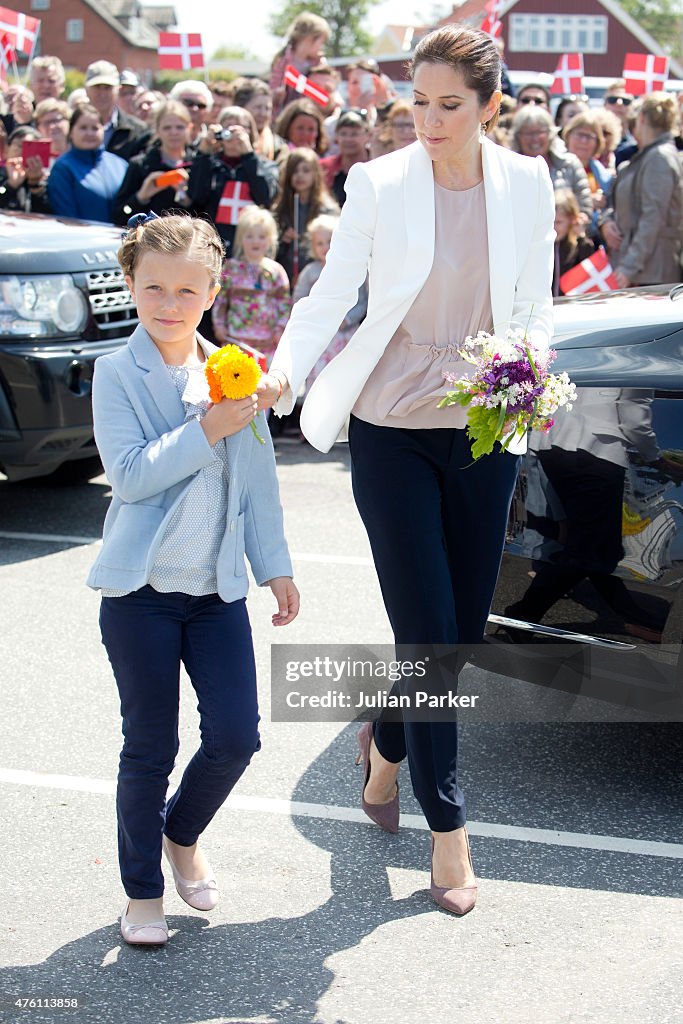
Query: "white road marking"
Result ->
[[0, 531, 373, 565], [1, 767, 681, 860]]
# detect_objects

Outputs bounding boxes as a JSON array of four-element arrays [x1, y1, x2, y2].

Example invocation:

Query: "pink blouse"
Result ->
[[353, 179, 493, 429]]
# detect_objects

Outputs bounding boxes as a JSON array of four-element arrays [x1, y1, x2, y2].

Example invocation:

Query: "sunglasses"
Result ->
[[520, 96, 547, 105], [181, 99, 208, 110], [605, 95, 633, 106]]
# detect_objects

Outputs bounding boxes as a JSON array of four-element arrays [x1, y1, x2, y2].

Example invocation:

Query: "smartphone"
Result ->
[[156, 168, 187, 189], [22, 139, 51, 168]]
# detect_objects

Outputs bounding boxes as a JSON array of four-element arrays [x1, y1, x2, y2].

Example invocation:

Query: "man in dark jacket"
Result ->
[[85, 60, 150, 162]]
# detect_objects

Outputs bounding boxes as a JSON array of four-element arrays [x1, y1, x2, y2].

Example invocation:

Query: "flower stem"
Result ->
[[250, 420, 266, 445]]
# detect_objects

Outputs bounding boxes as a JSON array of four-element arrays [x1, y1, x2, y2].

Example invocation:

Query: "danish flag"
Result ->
[[216, 181, 253, 226], [623, 53, 669, 95], [560, 248, 619, 296], [0, 31, 14, 71], [158, 32, 204, 71], [550, 54, 584, 96], [0, 6, 39, 55], [481, 0, 503, 37], [283, 65, 330, 107]]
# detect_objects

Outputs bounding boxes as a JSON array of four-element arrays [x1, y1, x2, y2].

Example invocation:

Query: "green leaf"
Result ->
[[466, 404, 499, 460]]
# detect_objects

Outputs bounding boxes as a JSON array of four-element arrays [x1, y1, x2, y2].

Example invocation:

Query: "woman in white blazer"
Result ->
[[261, 26, 555, 915]]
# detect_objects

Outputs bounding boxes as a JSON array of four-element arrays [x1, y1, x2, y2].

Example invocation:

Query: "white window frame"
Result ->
[[65, 18, 84, 42], [509, 13, 608, 54]]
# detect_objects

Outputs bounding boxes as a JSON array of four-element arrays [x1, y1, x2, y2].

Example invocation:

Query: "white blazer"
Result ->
[[270, 137, 556, 454]]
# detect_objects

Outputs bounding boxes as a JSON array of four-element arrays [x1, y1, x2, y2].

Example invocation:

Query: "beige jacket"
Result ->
[[607, 133, 683, 285]]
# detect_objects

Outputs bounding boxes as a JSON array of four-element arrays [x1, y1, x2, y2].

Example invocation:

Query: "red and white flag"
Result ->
[[0, 31, 14, 70], [216, 181, 253, 226], [480, 15, 502, 38], [158, 32, 204, 71], [560, 248, 619, 296], [0, 6, 39, 55], [550, 53, 584, 95], [623, 53, 669, 95], [283, 65, 330, 107], [481, 0, 503, 36]]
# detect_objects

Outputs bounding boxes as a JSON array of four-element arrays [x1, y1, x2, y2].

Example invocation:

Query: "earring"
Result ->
[[480, 122, 487, 140]]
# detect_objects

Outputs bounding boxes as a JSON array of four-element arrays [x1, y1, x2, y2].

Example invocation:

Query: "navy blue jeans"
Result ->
[[100, 587, 260, 899], [348, 415, 520, 831]]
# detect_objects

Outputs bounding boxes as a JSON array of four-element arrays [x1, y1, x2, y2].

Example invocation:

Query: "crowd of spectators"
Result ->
[[1, 12, 683, 346]]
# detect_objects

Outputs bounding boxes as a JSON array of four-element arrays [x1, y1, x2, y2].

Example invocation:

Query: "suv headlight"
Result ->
[[0, 275, 89, 338]]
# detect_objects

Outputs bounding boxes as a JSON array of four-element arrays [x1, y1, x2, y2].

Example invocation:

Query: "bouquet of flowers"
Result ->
[[205, 343, 265, 445], [437, 327, 576, 460]]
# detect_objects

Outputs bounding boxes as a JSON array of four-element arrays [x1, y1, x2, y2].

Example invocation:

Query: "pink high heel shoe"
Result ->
[[355, 721, 400, 834], [430, 829, 478, 916], [162, 836, 219, 912], [120, 902, 168, 946]]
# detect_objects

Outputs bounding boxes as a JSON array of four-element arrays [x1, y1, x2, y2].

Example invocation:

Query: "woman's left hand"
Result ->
[[268, 576, 300, 626], [613, 269, 631, 289]]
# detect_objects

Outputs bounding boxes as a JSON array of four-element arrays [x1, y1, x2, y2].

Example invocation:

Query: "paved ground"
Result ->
[[1, 443, 682, 1024]]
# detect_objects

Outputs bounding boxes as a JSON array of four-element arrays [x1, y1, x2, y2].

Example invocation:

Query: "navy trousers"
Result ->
[[100, 587, 260, 899], [348, 415, 520, 831]]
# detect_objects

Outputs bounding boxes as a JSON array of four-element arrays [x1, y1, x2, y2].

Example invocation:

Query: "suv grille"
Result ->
[[86, 269, 138, 332]]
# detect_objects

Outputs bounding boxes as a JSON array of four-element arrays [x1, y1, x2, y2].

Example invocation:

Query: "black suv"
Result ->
[[0, 210, 137, 481]]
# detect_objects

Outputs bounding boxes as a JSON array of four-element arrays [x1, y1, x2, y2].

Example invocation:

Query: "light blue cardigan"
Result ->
[[86, 324, 293, 600]]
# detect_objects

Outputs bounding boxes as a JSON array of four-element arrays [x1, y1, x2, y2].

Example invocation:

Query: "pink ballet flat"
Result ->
[[162, 836, 219, 912], [120, 902, 168, 946]]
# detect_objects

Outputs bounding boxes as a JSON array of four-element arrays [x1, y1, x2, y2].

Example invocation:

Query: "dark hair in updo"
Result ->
[[407, 25, 502, 131], [118, 213, 224, 287]]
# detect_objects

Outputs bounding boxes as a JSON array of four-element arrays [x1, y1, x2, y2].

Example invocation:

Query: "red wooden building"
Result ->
[[11, 0, 177, 78], [437, 0, 683, 79]]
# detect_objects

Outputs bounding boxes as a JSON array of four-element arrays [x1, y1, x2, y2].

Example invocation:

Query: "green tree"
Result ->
[[210, 45, 256, 62], [268, 0, 382, 58], [619, 0, 683, 59]]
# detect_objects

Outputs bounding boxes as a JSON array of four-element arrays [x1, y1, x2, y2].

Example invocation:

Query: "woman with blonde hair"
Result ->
[[113, 100, 193, 224], [563, 109, 614, 233], [600, 91, 683, 287], [511, 104, 592, 221]]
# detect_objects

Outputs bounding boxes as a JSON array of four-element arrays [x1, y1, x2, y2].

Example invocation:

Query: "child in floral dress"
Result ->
[[292, 213, 368, 388], [212, 207, 291, 368]]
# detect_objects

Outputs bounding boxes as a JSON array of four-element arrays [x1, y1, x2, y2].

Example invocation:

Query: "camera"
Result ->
[[215, 128, 233, 141]]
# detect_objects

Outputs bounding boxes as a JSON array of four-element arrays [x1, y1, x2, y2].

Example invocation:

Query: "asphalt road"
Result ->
[[1, 442, 682, 1024]]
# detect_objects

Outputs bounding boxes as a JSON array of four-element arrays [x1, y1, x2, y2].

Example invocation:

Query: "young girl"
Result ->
[[87, 213, 299, 947], [212, 206, 291, 368], [553, 188, 596, 296], [269, 12, 331, 118], [273, 147, 339, 284], [293, 213, 368, 387]]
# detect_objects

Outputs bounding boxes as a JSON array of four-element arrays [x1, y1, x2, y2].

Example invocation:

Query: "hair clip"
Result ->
[[127, 210, 160, 230]]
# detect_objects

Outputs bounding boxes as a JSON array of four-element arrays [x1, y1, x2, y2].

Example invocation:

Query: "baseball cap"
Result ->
[[85, 60, 119, 88], [119, 69, 140, 89]]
